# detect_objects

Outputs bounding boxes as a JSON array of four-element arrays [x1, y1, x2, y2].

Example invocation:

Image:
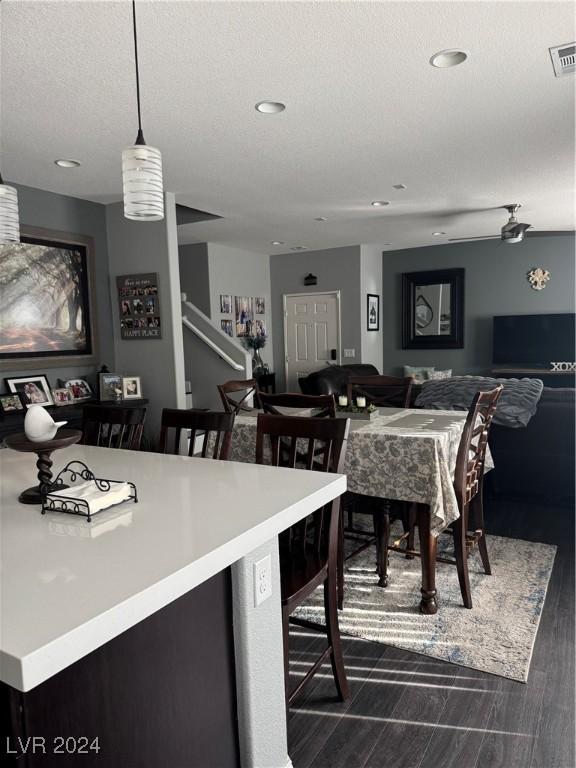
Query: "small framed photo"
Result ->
[[5, 375, 54, 408], [367, 294, 380, 332], [65, 379, 93, 401], [220, 294, 232, 314], [221, 319, 233, 337], [52, 388, 74, 406], [99, 373, 123, 402], [0, 393, 24, 413], [255, 297, 266, 315], [122, 376, 142, 399]]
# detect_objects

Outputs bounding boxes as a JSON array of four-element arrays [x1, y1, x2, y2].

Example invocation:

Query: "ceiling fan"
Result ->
[[449, 204, 532, 245]]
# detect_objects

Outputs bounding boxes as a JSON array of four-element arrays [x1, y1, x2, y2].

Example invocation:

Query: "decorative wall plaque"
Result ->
[[116, 273, 162, 339], [527, 267, 550, 291]]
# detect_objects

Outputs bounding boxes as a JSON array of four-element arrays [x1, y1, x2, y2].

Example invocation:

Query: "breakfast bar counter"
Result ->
[[0, 444, 346, 767]]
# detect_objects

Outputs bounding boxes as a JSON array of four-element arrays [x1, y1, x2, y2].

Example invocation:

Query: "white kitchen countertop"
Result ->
[[0, 444, 346, 692]]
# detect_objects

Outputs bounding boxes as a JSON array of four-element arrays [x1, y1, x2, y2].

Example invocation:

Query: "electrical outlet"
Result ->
[[253, 555, 272, 607], [343, 348, 356, 358]]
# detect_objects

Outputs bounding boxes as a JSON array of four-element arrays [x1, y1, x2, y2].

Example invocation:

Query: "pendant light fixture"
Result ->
[[122, 0, 164, 221], [0, 170, 20, 243]]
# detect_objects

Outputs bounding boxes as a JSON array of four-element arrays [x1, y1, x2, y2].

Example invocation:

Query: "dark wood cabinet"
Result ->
[[1, 570, 240, 767]]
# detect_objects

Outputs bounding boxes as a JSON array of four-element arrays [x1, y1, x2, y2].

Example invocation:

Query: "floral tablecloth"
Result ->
[[229, 408, 493, 536]]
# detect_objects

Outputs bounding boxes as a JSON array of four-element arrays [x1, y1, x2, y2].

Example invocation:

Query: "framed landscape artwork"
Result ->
[[0, 227, 97, 368]]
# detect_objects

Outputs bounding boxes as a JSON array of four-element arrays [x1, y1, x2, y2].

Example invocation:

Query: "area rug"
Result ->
[[294, 531, 556, 682]]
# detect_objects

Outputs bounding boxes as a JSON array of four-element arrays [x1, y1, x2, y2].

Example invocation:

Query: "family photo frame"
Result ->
[[5, 374, 54, 408]]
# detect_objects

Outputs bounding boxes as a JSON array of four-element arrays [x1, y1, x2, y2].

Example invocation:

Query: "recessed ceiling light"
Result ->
[[392, 184, 407, 190], [314, 217, 328, 222], [371, 201, 390, 207], [54, 159, 81, 168], [255, 101, 286, 114], [271, 241, 285, 246], [430, 49, 468, 68], [432, 231, 446, 236], [291, 246, 307, 251]]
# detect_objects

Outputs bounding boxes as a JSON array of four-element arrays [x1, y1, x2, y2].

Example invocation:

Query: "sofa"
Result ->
[[299, 365, 575, 505], [298, 364, 379, 396], [488, 387, 575, 504]]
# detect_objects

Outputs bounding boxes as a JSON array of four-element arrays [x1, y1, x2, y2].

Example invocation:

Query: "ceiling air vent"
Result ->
[[549, 43, 576, 77]]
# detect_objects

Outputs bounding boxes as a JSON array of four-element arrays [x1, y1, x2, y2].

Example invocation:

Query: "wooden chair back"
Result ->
[[256, 414, 349, 558], [81, 405, 146, 451], [217, 379, 260, 414], [346, 375, 413, 408], [258, 392, 336, 418], [159, 409, 235, 460], [454, 386, 503, 508]]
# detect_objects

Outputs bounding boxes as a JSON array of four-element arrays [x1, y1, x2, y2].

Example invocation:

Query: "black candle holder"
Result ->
[[4, 430, 83, 504]]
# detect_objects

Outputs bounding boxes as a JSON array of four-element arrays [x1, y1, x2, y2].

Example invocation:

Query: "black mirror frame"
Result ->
[[402, 268, 465, 349]]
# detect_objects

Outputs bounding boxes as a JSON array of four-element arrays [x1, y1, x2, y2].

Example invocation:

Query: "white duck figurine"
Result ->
[[24, 405, 67, 443]]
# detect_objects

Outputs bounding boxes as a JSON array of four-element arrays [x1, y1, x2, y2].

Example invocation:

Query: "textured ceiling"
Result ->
[[2, 0, 575, 254]]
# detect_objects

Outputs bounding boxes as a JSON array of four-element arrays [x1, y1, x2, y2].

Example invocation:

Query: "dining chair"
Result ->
[[346, 374, 413, 409], [259, 392, 336, 417], [255, 413, 350, 706], [81, 405, 146, 451], [217, 379, 260, 414], [159, 408, 235, 459], [376, 385, 504, 608]]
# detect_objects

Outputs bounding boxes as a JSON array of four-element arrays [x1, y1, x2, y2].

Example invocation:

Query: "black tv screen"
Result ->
[[493, 313, 575, 366]]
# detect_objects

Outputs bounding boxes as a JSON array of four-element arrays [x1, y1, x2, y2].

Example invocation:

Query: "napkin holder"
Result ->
[[42, 460, 138, 523]]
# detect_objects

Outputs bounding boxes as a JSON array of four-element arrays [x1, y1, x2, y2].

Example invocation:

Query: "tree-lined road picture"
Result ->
[[0, 237, 91, 359]]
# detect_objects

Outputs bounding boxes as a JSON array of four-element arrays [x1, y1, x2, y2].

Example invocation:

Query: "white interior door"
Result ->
[[284, 292, 340, 391]]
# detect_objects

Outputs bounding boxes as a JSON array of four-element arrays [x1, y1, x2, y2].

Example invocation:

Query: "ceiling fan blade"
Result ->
[[448, 235, 500, 242]]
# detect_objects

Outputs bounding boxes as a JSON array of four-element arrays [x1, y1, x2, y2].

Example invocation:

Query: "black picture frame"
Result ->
[[367, 294, 380, 331], [0, 392, 25, 414], [0, 227, 97, 368], [402, 268, 465, 349], [5, 374, 54, 408]]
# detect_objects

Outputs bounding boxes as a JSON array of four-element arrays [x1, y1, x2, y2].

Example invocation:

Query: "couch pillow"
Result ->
[[428, 369, 452, 380], [403, 366, 435, 383]]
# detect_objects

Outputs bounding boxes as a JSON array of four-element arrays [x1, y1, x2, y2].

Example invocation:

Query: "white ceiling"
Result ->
[[2, 0, 575, 254]]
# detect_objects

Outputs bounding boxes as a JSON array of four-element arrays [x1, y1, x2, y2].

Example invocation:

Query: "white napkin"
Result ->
[[48, 480, 132, 514]]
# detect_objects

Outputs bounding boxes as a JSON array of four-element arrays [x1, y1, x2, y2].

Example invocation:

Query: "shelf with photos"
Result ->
[[0, 371, 146, 421]]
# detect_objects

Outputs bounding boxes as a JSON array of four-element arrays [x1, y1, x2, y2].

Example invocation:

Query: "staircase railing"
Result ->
[[180, 295, 252, 410]]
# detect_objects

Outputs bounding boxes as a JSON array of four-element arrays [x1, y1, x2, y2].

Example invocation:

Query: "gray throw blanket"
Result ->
[[415, 376, 544, 428]]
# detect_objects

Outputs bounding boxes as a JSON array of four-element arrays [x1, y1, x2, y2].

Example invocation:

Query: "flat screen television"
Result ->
[[493, 313, 575, 367]]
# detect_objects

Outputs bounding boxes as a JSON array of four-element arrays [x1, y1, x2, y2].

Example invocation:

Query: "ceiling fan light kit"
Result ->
[[500, 203, 531, 244], [122, 0, 164, 222]]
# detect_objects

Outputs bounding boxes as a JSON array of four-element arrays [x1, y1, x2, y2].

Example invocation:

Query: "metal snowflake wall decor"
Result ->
[[527, 267, 551, 291]]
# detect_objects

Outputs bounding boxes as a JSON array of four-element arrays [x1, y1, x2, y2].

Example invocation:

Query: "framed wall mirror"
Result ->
[[402, 268, 465, 349]]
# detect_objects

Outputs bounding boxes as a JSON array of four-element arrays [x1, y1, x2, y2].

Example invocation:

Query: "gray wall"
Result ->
[[381, 234, 576, 376], [179, 242, 211, 316], [2, 183, 114, 389], [107, 193, 186, 437], [270, 245, 362, 389], [207, 244, 274, 372]]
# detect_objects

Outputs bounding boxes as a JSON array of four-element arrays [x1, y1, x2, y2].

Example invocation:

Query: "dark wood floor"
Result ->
[[288, 496, 575, 768]]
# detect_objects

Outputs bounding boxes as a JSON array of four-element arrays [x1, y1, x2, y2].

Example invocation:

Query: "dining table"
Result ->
[[230, 406, 493, 615]]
